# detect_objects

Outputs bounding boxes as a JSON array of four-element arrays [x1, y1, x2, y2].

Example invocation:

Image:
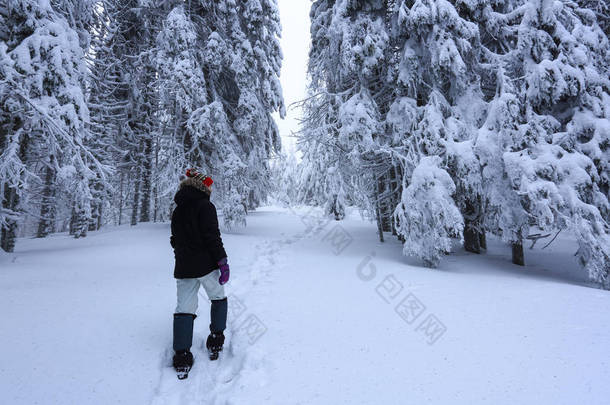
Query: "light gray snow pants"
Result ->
[[175, 270, 226, 314]]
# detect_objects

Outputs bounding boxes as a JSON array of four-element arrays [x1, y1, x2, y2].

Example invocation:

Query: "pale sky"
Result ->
[[273, 0, 312, 156]]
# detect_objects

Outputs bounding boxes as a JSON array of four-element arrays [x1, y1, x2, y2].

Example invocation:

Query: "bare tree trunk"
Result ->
[[375, 203, 385, 243], [72, 203, 89, 239], [390, 166, 399, 236], [1, 187, 19, 252], [379, 175, 392, 232], [463, 198, 482, 254], [153, 183, 159, 222], [131, 168, 141, 226], [1, 133, 28, 252], [479, 231, 487, 250], [88, 179, 103, 232], [118, 172, 125, 226], [88, 204, 98, 232], [464, 221, 481, 254], [393, 164, 405, 243], [36, 161, 56, 238], [153, 132, 160, 222], [89, 201, 103, 232], [69, 206, 77, 236], [248, 189, 258, 212], [139, 138, 152, 222], [96, 203, 103, 230], [512, 237, 524, 266]]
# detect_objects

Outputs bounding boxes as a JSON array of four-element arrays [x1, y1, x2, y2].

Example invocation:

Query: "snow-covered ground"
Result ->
[[1, 206, 609, 405]]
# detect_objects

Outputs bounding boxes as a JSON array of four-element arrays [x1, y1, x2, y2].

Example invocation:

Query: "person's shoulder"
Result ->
[[197, 198, 217, 213]]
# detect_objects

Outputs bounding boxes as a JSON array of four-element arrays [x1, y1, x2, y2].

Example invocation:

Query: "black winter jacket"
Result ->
[[170, 185, 227, 279]]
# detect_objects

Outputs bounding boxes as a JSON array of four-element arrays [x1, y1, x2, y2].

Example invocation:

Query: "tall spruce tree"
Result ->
[[157, 0, 285, 228], [1, 0, 105, 249], [505, 0, 609, 285], [386, 0, 485, 264], [300, 0, 394, 233], [88, 0, 157, 228], [303, 0, 609, 287]]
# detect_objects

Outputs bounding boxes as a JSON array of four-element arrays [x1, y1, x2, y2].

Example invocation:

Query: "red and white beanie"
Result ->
[[186, 168, 213, 187], [181, 168, 213, 193]]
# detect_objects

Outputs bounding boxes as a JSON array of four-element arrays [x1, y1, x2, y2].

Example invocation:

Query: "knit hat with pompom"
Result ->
[[180, 168, 213, 194]]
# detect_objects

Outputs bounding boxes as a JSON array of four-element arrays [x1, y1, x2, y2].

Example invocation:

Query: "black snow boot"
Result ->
[[173, 349, 193, 379], [173, 313, 196, 376], [206, 331, 225, 361], [173, 349, 194, 369]]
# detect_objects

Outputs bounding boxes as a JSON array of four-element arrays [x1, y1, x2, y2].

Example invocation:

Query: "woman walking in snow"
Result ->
[[169, 169, 230, 378]]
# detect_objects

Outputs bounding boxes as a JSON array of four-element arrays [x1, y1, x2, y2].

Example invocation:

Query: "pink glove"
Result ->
[[218, 257, 230, 285]]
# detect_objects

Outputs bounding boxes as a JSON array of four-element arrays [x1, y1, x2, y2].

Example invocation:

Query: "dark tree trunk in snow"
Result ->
[[1, 187, 19, 253], [131, 175, 141, 226], [247, 190, 258, 212], [139, 139, 152, 223], [69, 207, 76, 236], [331, 195, 344, 221], [153, 183, 159, 222], [89, 181, 103, 232], [379, 176, 392, 232], [153, 134, 160, 222], [1, 134, 29, 252], [464, 220, 481, 254], [375, 203, 385, 243], [72, 207, 89, 239], [463, 199, 482, 254], [118, 172, 125, 226], [479, 231, 487, 250], [69, 199, 89, 239], [88, 202, 102, 231], [389, 166, 399, 237], [36, 162, 56, 238], [512, 239, 524, 266]]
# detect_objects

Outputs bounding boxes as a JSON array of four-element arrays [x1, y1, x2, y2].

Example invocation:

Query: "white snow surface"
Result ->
[[1, 205, 609, 404]]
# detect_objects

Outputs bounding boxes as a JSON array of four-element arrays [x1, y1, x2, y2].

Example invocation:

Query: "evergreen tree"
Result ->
[[1, 0, 284, 246], [576, 0, 609, 37], [164, 0, 285, 228], [1, 0, 104, 249], [301, 0, 392, 232], [462, 0, 610, 282], [388, 0, 486, 261], [303, 0, 609, 287], [88, 0, 157, 227], [394, 156, 464, 267], [506, 0, 609, 285]]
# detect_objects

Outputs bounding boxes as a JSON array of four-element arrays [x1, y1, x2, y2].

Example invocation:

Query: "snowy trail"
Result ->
[[2, 206, 610, 404], [151, 208, 323, 405]]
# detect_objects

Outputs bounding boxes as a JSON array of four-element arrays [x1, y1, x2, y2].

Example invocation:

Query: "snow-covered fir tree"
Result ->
[[506, 0, 609, 286], [393, 156, 464, 267], [302, 0, 609, 287], [302, 0, 490, 259], [155, 3, 207, 217], [269, 152, 299, 207], [1, 0, 284, 249], [155, 0, 285, 228], [297, 0, 344, 218], [576, 0, 609, 37], [300, 0, 395, 232], [1, 0, 106, 250], [459, 0, 609, 280], [87, 0, 158, 228], [389, 0, 487, 259]]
